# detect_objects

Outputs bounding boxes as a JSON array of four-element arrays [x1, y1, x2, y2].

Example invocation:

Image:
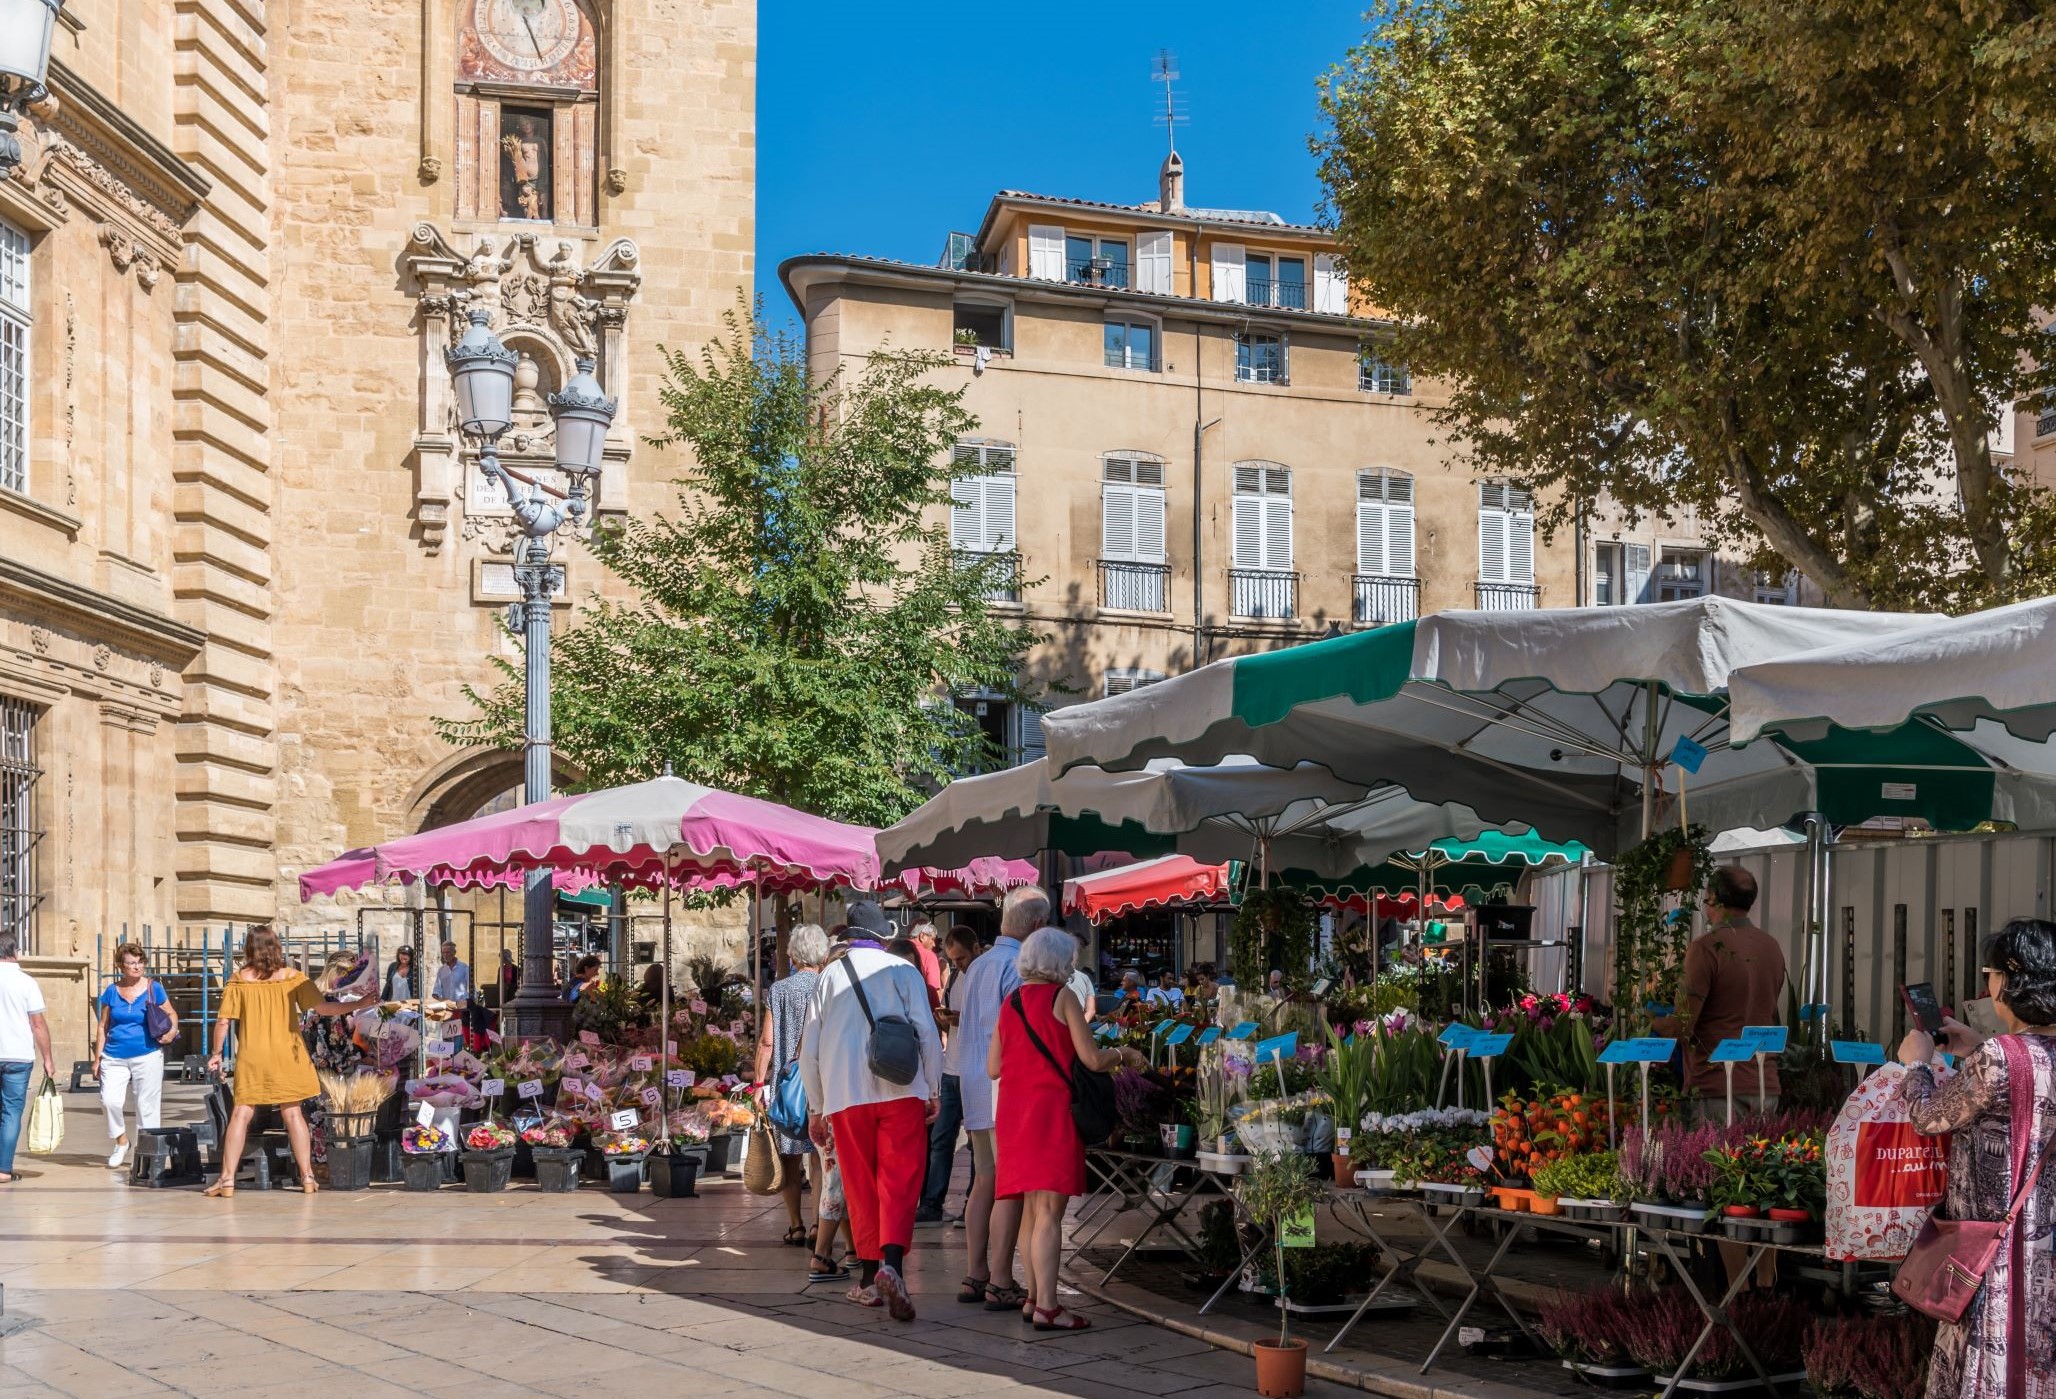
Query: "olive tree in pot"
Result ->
[[1235, 1149, 1326, 1398]]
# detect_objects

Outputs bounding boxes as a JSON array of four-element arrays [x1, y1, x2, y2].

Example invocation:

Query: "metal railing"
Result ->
[[1246, 277, 1308, 311], [2040, 405, 2056, 439], [1353, 574, 1421, 626], [954, 548, 1021, 604], [1099, 559, 1170, 612], [1067, 260, 1130, 290], [1230, 568, 1299, 620], [1475, 581, 1540, 611]]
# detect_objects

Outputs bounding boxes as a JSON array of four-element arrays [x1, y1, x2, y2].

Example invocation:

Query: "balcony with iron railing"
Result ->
[[1245, 277, 1308, 311], [1099, 559, 1170, 613], [1353, 575, 1421, 626], [1230, 568, 1299, 621], [954, 549, 1021, 604], [1474, 580, 1540, 611], [1067, 259, 1130, 290]]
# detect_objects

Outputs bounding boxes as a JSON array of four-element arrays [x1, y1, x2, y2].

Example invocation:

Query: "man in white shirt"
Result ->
[[433, 943, 471, 1002], [918, 925, 980, 1223], [953, 886, 1037, 1310], [799, 904, 943, 1322], [0, 931, 56, 1182], [1145, 970, 1184, 1008]]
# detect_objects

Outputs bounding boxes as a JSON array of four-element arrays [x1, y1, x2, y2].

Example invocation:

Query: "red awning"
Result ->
[[1062, 855, 1231, 924]]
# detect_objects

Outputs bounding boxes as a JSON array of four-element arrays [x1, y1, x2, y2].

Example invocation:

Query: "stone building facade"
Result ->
[[0, 0, 754, 991]]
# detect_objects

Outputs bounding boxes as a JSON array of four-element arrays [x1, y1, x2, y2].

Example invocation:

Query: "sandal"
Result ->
[[203, 1180, 235, 1198], [956, 1275, 990, 1305], [301, 1179, 319, 1196], [845, 1281, 883, 1307], [782, 1224, 810, 1247], [982, 1281, 1027, 1313], [1033, 1305, 1091, 1331], [808, 1253, 849, 1283]]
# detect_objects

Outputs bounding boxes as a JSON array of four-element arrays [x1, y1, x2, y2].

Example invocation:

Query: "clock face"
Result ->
[[474, 0, 582, 74]]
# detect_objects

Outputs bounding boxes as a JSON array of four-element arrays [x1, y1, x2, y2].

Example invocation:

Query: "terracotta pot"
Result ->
[[1254, 1338, 1309, 1398], [1767, 1207, 1811, 1222], [1663, 847, 1697, 891], [1721, 1203, 1761, 1218], [1529, 1193, 1562, 1215], [1331, 1153, 1355, 1183]]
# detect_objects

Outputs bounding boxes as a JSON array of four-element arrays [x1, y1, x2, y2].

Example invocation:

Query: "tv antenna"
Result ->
[[1152, 49, 1185, 155]]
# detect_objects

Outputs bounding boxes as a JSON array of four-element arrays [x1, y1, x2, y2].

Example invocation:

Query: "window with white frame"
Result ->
[[1103, 317, 1158, 371], [1101, 453, 1168, 611], [1477, 482, 1535, 586], [1065, 233, 1130, 289], [1235, 332, 1286, 384], [1653, 548, 1707, 602], [1356, 470, 1416, 579], [1359, 353, 1410, 395], [1104, 668, 1167, 698], [1594, 541, 1651, 605], [0, 221, 28, 497], [0, 695, 40, 954], [1231, 463, 1295, 618], [952, 300, 1010, 352], [950, 441, 1017, 555], [1753, 569, 1797, 605]]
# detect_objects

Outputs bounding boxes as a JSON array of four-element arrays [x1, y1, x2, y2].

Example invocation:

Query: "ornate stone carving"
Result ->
[[29, 626, 49, 654], [605, 167, 628, 196], [97, 226, 161, 289], [92, 644, 111, 670], [47, 136, 186, 244], [502, 271, 548, 324], [419, 154, 444, 184], [149, 663, 163, 688]]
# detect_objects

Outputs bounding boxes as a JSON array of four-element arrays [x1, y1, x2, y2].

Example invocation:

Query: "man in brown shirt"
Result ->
[[1655, 866, 1786, 1109]]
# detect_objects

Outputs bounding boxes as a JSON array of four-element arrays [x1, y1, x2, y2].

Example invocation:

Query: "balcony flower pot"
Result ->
[[1254, 1338, 1309, 1398], [648, 1150, 704, 1199], [531, 1147, 583, 1193], [399, 1151, 445, 1192], [324, 1136, 374, 1192], [460, 1147, 515, 1194], [605, 1156, 645, 1194]]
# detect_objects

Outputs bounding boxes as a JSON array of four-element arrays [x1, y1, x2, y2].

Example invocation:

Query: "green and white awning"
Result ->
[[1040, 597, 2038, 853]]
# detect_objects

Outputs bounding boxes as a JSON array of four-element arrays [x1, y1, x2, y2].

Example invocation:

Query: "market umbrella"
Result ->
[[1041, 597, 1943, 855], [1062, 855, 1233, 924], [1282, 829, 1587, 909], [876, 756, 1508, 882], [883, 857, 1042, 901]]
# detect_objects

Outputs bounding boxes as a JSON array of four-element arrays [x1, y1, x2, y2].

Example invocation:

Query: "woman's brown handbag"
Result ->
[[1891, 1036, 2046, 1334], [741, 1120, 784, 1196]]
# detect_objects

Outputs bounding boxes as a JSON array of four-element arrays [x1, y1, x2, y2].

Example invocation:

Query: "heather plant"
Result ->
[[1535, 1285, 1645, 1367], [1625, 1290, 1811, 1379], [1804, 1313, 1937, 1399]]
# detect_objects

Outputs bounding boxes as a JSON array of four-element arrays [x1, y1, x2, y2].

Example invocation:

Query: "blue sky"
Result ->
[[756, 4, 1375, 326]]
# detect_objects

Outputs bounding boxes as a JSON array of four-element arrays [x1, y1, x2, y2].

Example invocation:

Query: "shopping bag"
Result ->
[[25, 1076, 65, 1155], [741, 1121, 784, 1195], [1825, 1061, 1952, 1260]]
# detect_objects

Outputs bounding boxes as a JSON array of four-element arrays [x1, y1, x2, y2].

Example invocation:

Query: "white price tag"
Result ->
[[415, 1102, 434, 1127], [563, 1052, 588, 1070], [1336, 1127, 1353, 1145], [629, 1054, 652, 1072], [424, 1040, 452, 1058], [608, 1109, 639, 1131], [665, 1070, 694, 1089], [516, 1079, 543, 1099], [481, 1078, 505, 1097], [640, 1087, 661, 1107], [486, 1028, 503, 1044], [561, 1076, 583, 1096]]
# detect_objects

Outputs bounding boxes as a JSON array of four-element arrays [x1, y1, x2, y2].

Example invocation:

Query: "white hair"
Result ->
[[787, 923, 832, 969], [1000, 884, 1052, 940], [1016, 926, 1078, 984]]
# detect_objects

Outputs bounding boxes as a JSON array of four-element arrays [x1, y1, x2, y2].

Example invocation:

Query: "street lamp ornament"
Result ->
[[441, 309, 618, 1040], [0, 0, 63, 178]]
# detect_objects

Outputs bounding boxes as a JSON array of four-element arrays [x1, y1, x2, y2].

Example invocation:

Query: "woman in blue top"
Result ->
[[93, 942, 178, 1169]]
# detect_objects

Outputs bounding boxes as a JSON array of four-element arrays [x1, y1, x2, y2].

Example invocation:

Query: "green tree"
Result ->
[[1316, 0, 2056, 611], [441, 302, 1041, 826]]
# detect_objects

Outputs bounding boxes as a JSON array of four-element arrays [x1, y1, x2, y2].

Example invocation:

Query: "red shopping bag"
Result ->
[[1824, 1061, 1951, 1260]]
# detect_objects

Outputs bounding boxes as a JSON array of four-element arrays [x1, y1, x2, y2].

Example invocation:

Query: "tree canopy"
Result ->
[[442, 303, 1039, 826], [1317, 0, 2056, 611]]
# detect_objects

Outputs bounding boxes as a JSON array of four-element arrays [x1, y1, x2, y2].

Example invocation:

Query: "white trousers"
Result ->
[[100, 1053, 164, 1139]]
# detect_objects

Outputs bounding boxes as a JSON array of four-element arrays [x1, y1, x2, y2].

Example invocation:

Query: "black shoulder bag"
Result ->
[[841, 956, 922, 1087], [1009, 988, 1119, 1145]]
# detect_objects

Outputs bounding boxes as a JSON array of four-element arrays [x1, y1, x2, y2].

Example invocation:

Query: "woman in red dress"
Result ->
[[989, 926, 1144, 1330]]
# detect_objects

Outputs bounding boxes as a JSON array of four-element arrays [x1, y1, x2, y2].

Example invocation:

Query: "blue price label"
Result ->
[[1152, 1020, 1175, 1037], [1670, 735, 1708, 774], [1438, 1023, 1477, 1049], [1708, 1038, 1756, 1064], [1596, 1040, 1639, 1065], [1196, 1026, 1223, 1046], [1254, 1032, 1299, 1061], [1466, 1032, 1513, 1058], [1094, 1022, 1120, 1042], [1164, 1023, 1194, 1046], [1830, 1040, 1886, 1065], [1628, 1037, 1677, 1063], [1740, 1025, 1788, 1055], [1228, 1021, 1260, 1041]]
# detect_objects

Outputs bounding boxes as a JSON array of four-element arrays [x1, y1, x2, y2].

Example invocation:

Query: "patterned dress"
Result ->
[[1900, 1034, 2056, 1399], [766, 968, 821, 1157]]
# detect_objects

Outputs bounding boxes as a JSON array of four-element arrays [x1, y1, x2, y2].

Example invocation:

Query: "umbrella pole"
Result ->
[[662, 862, 673, 1123], [751, 874, 764, 1030], [1640, 680, 1660, 840]]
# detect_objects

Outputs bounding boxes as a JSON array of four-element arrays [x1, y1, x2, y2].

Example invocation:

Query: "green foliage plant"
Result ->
[[1230, 886, 1317, 991], [1610, 824, 1711, 1034], [1234, 1150, 1327, 1347]]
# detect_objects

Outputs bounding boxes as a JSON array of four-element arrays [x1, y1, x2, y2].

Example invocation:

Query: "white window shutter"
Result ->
[[1357, 499, 1386, 576], [1314, 254, 1347, 315], [951, 476, 981, 550], [1211, 241, 1246, 303], [985, 474, 1017, 551], [1028, 225, 1066, 281], [1232, 492, 1261, 568], [1508, 506, 1535, 583], [1264, 495, 1293, 571], [1388, 501, 1416, 578], [1136, 487, 1166, 562], [1479, 508, 1507, 583], [1014, 705, 1045, 766], [1626, 543, 1652, 603], [1102, 485, 1136, 560], [1136, 231, 1174, 294]]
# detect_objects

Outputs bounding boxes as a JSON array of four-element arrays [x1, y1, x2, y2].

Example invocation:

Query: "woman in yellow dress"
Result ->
[[203, 925, 355, 1197]]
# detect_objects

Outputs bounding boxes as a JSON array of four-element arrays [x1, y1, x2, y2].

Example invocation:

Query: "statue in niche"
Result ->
[[499, 108, 552, 221]]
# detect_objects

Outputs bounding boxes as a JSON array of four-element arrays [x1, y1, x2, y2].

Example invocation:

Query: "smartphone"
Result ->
[[1899, 981, 1946, 1035]]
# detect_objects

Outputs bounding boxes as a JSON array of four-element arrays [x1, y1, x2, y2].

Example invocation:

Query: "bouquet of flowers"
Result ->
[[594, 1130, 650, 1157], [464, 1122, 516, 1151], [519, 1120, 571, 1148], [666, 1114, 710, 1150], [401, 1123, 448, 1154]]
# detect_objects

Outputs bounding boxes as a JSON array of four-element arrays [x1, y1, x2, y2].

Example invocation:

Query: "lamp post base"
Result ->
[[504, 992, 571, 1043]]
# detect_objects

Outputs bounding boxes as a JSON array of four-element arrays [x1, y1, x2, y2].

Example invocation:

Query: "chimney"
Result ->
[[1159, 150, 1185, 214]]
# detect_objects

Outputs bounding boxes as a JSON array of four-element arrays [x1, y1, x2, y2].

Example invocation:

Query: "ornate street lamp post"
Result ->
[[445, 310, 616, 1039], [0, 0, 63, 178]]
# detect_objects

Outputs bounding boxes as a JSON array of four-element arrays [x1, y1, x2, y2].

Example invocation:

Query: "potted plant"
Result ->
[[523, 1121, 582, 1192], [649, 1117, 710, 1198], [459, 1121, 517, 1193], [596, 1130, 650, 1193], [1610, 824, 1711, 1031], [1704, 1141, 1766, 1219], [1315, 1025, 1373, 1182], [953, 327, 980, 348], [1234, 1150, 1325, 1398], [1803, 1313, 1937, 1399], [1535, 1285, 1651, 1384], [399, 1123, 448, 1192], [1628, 1290, 1810, 1389], [1532, 1150, 1627, 1222]]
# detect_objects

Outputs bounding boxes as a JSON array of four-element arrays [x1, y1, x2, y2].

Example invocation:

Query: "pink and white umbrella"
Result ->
[[360, 775, 881, 892], [297, 848, 599, 904]]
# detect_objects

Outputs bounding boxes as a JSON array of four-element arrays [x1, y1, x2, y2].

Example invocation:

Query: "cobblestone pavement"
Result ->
[[0, 1086, 1375, 1399]]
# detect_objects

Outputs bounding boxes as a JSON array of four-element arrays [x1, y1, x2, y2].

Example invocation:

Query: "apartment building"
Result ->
[[782, 154, 1808, 754]]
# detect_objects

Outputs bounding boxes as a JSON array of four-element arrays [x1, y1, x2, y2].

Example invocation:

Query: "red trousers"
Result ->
[[831, 1097, 928, 1261]]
